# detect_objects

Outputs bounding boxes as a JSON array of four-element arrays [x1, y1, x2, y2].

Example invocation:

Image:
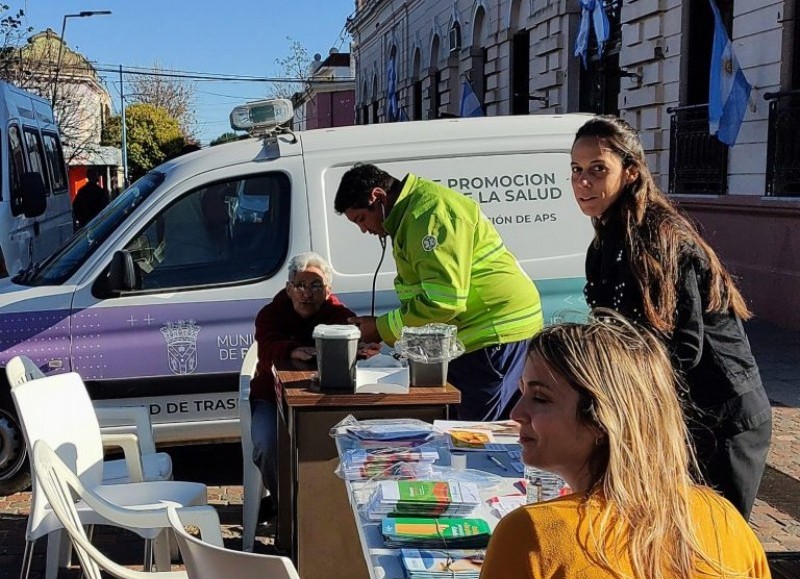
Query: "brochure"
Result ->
[[401, 548, 483, 578], [382, 517, 491, 549]]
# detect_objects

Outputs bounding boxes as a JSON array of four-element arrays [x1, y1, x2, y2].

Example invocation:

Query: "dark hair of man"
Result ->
[[334, 163, 398, 214], [575, 115, 751, 334]]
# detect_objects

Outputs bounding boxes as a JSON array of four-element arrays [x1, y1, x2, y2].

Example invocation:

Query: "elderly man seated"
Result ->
[[249, 252, 356, 521]]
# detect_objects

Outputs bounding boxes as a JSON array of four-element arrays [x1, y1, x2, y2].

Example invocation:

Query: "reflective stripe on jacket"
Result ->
[[376, 173, 543, 352]]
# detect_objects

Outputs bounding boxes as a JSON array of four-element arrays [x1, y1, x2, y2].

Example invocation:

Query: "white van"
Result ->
[[0, 100, 593, 492], [0, 81, 73, 278]]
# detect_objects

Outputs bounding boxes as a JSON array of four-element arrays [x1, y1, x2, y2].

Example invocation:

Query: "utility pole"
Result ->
[[52, 11, 112, 108], [120, 65, 129, 186]]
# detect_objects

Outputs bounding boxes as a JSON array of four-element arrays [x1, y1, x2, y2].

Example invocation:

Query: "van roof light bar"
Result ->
[[229, 98, 294, 138]]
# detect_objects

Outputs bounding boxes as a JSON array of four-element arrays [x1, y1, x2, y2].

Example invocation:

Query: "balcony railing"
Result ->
[[765, 90, 800, 198], [668, 104, 728, 195]]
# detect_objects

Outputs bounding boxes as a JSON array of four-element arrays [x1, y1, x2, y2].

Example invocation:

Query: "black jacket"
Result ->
[[584, 216, 771, 435], [73, 182, 109, 229]]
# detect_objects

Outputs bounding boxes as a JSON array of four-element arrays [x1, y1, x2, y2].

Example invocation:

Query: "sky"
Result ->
[[20, 0, 355, 145]]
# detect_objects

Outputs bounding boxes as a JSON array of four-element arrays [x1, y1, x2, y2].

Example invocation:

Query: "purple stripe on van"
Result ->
[[0, 298, 271, 380], [0, 310, 72, 373], [72, 299, 267, 379]]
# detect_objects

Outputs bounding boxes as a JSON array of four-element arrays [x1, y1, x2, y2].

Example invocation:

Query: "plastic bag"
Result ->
[[331, 415, 447, 482], [330, 415, 440, 443], [394, 323, 465, 363]]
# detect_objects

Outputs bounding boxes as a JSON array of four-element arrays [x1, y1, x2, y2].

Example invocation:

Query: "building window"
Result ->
[[449, 21, 461, 53], [578, 0, 623, 115], [413, 80, 423, 120], [511, 30, 531, 115], [433, 70, 442, 118]]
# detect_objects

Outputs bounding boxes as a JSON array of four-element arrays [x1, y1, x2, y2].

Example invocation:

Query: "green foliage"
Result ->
[[209, 131, 247, 146], [102, 103, 185, 180]]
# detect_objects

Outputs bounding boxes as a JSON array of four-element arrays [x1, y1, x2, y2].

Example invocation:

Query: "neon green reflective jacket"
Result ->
[[376, 173, 543, 352]]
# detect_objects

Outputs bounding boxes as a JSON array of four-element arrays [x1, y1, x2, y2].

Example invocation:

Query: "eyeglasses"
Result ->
[[289, 281, 326, 294]]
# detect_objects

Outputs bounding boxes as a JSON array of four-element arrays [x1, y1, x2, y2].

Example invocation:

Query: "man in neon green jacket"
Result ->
[[334, 163, 543, 420]]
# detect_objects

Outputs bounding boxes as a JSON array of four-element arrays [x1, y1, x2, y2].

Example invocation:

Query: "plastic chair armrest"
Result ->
[[100, 433, 145, 483], [97, 405, 157, 455], [83, 490, 223, 547]]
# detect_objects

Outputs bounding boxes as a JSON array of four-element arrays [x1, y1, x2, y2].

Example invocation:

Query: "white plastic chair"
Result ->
[[239, 342, 268, 552], [11, 371, 210, 579], [5, 355, 173, 485], [31, 439, 191, 579], [168, 506, 300, 579]]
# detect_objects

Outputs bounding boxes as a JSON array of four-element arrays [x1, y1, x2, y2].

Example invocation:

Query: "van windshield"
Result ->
[[14, 172, 165, 286]]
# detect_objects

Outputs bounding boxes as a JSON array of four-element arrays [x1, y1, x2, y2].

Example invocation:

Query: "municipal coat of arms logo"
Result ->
[[160, 320, 201, 375]]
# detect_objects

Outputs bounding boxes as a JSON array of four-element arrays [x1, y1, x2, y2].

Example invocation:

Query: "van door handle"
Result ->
[[33, 221, 40, 236]]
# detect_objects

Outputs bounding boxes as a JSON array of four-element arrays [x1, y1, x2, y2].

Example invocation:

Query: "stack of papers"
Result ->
[[366, 480, 481, 520], [486, 493, 527, 518], [382, 517, 491, 549], [400, 548, 483, 578], [335, 418, 439, 450], [339, 448, 439, 481]]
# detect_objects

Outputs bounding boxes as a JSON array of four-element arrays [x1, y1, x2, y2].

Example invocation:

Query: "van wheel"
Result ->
[[0, 403, 30, 495]]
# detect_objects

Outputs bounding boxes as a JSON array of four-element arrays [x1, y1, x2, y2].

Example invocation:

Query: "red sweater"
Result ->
[[250, 289, 356, 401]]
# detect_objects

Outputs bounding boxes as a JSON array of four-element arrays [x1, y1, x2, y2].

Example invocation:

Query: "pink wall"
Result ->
[[306, 90, 355, 129], [679, 197, 800, 330]]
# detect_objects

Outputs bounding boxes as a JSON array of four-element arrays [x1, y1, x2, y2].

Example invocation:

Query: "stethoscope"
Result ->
[[371, 202, 388, 317]]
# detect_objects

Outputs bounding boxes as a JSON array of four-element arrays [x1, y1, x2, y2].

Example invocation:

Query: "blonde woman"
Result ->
[[480, 313, 770, 579]]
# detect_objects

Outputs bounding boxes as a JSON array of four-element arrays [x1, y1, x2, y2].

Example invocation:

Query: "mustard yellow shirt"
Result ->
[[480, 487, 770, 579]]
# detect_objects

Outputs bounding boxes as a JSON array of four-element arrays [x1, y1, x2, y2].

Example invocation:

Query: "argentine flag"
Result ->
[[459, 79, 483, 118], [708, 0, 751, 146], [386, 57, 399, 122]]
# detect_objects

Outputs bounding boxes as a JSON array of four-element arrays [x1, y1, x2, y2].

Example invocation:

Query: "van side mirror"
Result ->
[[21, 172, 47, 218], [106, 250, 139, 292]]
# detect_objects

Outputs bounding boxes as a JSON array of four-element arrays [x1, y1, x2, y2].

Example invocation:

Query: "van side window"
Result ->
[[23, 129, 51, 194], [9, 125, 26, 214], [122, 172, 290, 291], [42, 132, 68, 194]]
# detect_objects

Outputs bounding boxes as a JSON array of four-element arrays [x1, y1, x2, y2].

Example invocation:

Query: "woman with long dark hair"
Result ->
[[568, 115, 771, 518]]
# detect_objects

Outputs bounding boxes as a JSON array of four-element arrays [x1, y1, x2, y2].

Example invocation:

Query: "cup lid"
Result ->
[[312, 324, 361, 340]]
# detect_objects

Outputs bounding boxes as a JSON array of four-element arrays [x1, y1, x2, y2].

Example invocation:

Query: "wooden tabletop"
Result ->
[[273, 359, 461, 408]]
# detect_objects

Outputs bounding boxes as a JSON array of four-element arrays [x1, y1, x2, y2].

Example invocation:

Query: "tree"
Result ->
[[0, 23, 111, 165], [209, 131, 247, 146], [127, 61, 197, 138], [268, 37, 310, 100], [0, 4, 32, 68], [102, 103, 185, 180]]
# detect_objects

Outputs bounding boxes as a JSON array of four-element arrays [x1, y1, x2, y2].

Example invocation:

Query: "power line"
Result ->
[[88, 63, 354, 84]]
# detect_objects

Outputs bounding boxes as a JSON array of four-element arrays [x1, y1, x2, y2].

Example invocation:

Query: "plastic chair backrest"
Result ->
[[239, 341, 265, 552], [32, 440, 171, 579], [239, 342, 259, 402], [167, 507, 300, 579], [11, 372, 105, 533], [6, 355, 46, 387]]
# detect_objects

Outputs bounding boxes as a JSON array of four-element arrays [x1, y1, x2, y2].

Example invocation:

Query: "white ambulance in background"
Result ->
[[0, 99, 594, 493], [0, 81, 73, 278]]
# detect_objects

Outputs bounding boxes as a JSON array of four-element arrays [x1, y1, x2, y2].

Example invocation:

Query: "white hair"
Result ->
[[287, 252, 333, 286]]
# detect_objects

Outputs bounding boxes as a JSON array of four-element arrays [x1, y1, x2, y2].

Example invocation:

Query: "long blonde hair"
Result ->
[[529, 312, 740, 578], [575, 116, 751, 334]]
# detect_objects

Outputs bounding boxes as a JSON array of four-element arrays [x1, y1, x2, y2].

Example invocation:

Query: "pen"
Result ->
[[488, 454, 508, 471]]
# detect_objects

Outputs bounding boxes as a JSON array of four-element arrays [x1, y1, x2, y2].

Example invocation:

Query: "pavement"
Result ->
[[0, 319, 798, 577]]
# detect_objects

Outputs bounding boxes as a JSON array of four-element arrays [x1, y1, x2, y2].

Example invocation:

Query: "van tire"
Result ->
[[0, 395, 30, 495]]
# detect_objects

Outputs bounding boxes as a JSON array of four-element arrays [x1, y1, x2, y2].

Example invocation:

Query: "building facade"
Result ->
[[9, 30, 121, 197], [347, 0, 800, 329], [293, 51, 356, 130]]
